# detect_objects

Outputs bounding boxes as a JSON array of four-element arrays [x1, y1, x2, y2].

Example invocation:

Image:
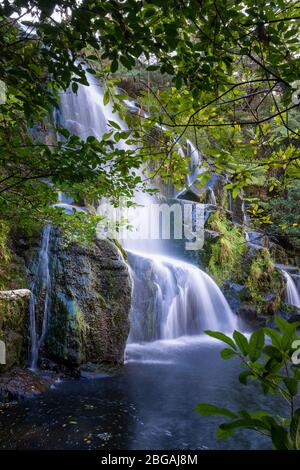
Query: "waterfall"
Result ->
[[128, 251, 237, 342], [282, 270, 300, 308], [208, 187, 217, 206], [55, 73, 127, 143], [29, 226, 52, 370], [56, 75, 238, 345], [186, 140, 202, 187]]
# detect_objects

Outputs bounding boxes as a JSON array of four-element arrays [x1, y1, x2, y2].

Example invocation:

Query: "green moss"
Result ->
[[245, 248, 284, 315], [46, 293, 87, 365], [112, 238, 128, 261], [96, 292, 108, 309], [0, 298, 27, 333], [206, 211, 246, 285], [0, 221, 10, 265], [0, 221, 28, 291], [0, 222, 29, 373]]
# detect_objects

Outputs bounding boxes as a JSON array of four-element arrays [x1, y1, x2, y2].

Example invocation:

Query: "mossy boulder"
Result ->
[[45, 234, 132, 368], [0, 290, 30, 372], [243, 248, 285, 316], [200, 210, 246, 285], [200, 210, 287, 325]]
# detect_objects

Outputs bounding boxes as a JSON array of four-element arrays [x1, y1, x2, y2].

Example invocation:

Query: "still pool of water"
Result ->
[[0, 337, 285, 450]]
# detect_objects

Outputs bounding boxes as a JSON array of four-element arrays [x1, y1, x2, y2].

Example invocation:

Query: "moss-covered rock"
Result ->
[[45, 233, 132, 368], [0, 290, 30, 373], [244, 248, 285, 316], [0, 222, 30, 374], [200, 209, 287, 325], [201, 210, 246, 285]]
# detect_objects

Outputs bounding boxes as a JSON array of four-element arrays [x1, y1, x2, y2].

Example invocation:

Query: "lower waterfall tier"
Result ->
[[128, 251, 238, 343]]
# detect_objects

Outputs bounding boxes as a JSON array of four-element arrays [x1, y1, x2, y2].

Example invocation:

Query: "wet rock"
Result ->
[[0, 367, 54, 401], [0, 290, 30, 373], [2, 332, 23, 371], [0, 289, 31, 300], [239, 304, 267, 328], [45, 235, 132, 368], [288, 314, 300, 325]]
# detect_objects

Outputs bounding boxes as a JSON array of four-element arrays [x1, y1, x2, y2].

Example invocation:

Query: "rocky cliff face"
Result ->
[[44, 234, 132, 369]]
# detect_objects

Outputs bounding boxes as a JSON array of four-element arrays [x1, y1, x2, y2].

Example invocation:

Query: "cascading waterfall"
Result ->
[[56, 74, 238, 344], [29, 226, 52, 370], [55, 73, 128, 143], [128, 251, 237, 342], [208, 187, 217, 206], [282, 270, 300, 308]]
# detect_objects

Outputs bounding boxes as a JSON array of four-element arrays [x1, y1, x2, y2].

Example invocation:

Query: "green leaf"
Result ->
[[194, 403, 237, 419], [290, 408, 300, 450], [110, 59, 118, 73], [146, 65, 159, 71], [264, 327, 282, 349], [239, 370, 253, 385], [263, 345, 283, 361], [281, 327, 297, 351], [233, 331, 249, 355], [103, 91, 110, 106], [219, 417, 271, 434], [232, 186, 239, 199], [249, 329, 265, 362], [204, 330, 237, 350], [72, 82, 79, 93], [283, 377, 298, 397], [216, 426, 234, 440], [57, 127, 70, 139], [108, 120, 121, 130], [270, 424, 291, 450], [275, 316, 293, 335], [220, 348, 237, 360]]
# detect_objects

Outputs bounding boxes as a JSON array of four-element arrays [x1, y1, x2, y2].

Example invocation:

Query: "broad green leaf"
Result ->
[[264, 328, 282, 349], [249, 329, 265, 362], [220, 348, 237, 360], [103, 91, 110, 106], [110, 59, 118, 73], [283, 377, 298, 397], [232, 186, 239, 199], [204, 330, 237, 350], [290, 408, 300, 450], [108, 120, 121, 130], [263, 345, 283, 361], [275, 316, 293, 335], [233, 331, 249, 355], [219, 417, 271, 434], [72, 82, 78, 93], [270, 424, 292, 450], [281, 326, 297, 351], [239, 370, 253, 385], [216, 426, 234, 440], [194, 403, 237, 419]]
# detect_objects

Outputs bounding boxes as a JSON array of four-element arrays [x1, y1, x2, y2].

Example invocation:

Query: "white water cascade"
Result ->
[[56, 74, 239, 343], [29, 226, 52, 370], [128, 251, 237, 342], [282, 270, 300, 308]]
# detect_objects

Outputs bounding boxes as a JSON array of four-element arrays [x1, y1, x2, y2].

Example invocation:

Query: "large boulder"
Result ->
[[0, 289, 30, 372], [44, 235, 132, 369]]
